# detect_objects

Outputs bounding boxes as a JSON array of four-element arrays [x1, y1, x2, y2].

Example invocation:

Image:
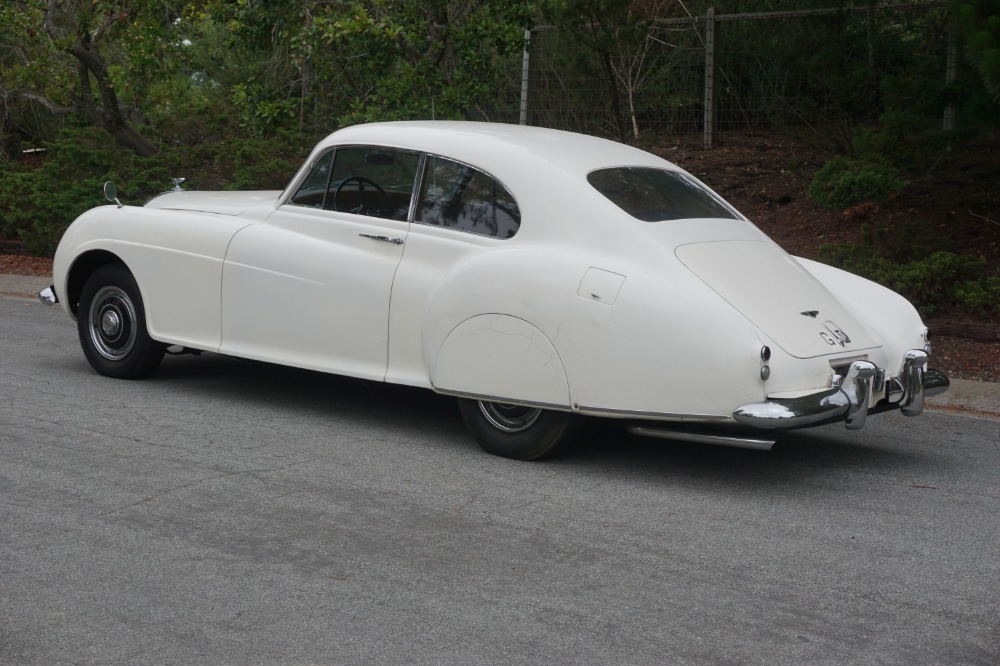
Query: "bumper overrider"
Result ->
[[733, 350, 949, 431]]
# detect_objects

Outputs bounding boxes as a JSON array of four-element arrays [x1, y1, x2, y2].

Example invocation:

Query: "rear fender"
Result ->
[[431, 314, 571, 408]]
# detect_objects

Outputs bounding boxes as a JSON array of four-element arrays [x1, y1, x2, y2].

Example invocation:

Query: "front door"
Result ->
[[220, 146, 420, 381]]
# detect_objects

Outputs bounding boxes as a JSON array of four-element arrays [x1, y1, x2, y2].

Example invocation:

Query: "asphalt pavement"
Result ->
[[2, 290, 1000, 665]]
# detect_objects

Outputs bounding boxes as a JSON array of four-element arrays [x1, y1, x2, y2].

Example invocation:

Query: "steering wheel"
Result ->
[[333, 176, 392, 216]]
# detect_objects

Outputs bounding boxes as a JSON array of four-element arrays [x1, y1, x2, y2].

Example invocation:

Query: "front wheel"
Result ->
[[458, 399, 579, 460], [77, 264, 166, 379]]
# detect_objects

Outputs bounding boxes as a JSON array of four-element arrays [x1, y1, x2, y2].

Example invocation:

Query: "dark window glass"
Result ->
[[290, 147, 419, 220], [416, 156, 520, 238], [290, 151, 333, 208], [587, 167, 740, 222], [327, 148, 420, 220]]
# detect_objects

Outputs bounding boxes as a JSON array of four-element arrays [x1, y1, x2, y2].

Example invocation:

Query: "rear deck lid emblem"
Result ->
[[821, 320, 851, 347]]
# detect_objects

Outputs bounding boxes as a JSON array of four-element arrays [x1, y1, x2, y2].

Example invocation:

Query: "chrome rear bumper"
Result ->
[[733, 349, 949, 431]]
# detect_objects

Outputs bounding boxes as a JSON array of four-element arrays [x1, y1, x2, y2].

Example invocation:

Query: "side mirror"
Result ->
[[103, 181, 123, 208]]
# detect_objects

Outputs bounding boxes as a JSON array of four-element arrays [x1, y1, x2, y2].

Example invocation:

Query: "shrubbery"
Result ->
[[807, 157, 907, 211], [0, 124, 315, 255], [0, 128, 134, 255], [818, 222, 1000, 319]]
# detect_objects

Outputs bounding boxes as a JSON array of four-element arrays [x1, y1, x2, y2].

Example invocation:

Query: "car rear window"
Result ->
[[587, 167, 740, 222]]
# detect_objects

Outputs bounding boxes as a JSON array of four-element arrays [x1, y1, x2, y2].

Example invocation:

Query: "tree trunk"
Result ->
[[600, 50, 626, 143], [44, 2, 159, 157]]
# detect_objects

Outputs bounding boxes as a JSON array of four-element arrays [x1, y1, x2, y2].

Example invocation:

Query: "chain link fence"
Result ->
[[478, 2, 955, 147]]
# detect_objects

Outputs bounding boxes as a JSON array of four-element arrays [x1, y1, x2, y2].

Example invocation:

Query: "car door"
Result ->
[[220, 146, 420, 381], [386, 154, 524, 388]]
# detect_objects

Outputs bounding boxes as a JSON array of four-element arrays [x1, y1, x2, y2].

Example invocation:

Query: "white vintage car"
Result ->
[[41, 121, 948, 459]]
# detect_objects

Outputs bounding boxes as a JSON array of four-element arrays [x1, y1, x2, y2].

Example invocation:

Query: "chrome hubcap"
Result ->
[[101, 310, 121, 337], [478, 401, 542, 433], [88, 286, 137, 361]]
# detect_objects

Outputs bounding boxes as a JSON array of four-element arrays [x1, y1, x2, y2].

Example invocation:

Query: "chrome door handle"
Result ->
[[359, 234, 404, 245]]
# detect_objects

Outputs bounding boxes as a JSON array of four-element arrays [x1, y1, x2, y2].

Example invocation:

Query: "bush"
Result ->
[[0, 124, 315, 255], [807, 157, 907, 210], [818, 222, 1000, 319], [0, 128, 122, 255]]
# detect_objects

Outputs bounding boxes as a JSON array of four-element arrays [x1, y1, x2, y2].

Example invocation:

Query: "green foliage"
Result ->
[[852, 74, 956, 165], [0, 0, 196, 156], [197, 0, 532, 133], [0, 129, 128, 255], [0, 124, 310, 255], [232, 83, 300, 137], [954, 0, 1000, 105], [807, 157, 907, 210], [226, 134, 317, 190], [315, 1, 533, 126], [819, 222, 1000, 318]]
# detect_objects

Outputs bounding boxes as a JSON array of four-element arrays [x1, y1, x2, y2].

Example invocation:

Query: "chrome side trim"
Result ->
[[432, 388, 570, 413], [575, 405, 730, 421], [38, 286, 58, 305], [628, 426, 775, 451], [435, 388, 730, 422]]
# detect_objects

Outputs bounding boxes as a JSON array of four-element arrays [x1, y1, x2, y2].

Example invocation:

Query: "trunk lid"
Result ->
[[675, 240, 882, 359]]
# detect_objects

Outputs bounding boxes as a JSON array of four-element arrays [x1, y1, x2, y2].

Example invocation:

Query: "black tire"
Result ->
[[77, 264, 166, 379], [458, 399, 579, 461]]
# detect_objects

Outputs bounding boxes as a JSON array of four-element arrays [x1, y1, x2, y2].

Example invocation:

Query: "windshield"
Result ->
[[587, 167, 740, 222]]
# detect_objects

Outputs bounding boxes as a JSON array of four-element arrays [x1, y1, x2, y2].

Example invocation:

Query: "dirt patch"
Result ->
[[0, 253, 52, 277]]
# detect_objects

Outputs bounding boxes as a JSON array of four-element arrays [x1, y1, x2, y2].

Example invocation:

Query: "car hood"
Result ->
[[144, 190, 282, 215], [675, 240, 882, 359]]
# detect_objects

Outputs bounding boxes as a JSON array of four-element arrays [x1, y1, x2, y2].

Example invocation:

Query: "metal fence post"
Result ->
[[704, 7, 717, 149], [520, 28, 532, 125]]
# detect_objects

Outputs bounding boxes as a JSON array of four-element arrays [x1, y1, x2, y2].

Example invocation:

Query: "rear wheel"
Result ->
[[77, 265, 166, 379], [458, 399, 578, 460]]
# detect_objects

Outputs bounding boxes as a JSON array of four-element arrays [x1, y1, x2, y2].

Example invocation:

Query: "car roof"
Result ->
[[316, 121, 674, 178]]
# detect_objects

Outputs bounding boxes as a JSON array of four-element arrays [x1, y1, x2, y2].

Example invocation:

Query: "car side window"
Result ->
[[416, 156, 520, 239], [327, 147, 420, 220], [289, 151, 334, 208], [289, 147, 419, 220]]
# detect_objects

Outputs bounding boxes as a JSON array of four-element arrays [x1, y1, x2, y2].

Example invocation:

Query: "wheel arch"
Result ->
[[430, 313, 572, 409], [66, 250, 128, 317]]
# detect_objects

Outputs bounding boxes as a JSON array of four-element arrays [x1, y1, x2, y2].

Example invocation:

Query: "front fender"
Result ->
[[53, 204, 252, 351]]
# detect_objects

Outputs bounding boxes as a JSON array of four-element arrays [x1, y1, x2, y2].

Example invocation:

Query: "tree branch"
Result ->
[[43, 0, 64, 41], [18, 92, 77, 115]]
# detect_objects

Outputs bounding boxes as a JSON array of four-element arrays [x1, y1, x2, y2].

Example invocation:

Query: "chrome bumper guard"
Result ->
[[733, 349, 949, 431], [38, 285, 58, 305]]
